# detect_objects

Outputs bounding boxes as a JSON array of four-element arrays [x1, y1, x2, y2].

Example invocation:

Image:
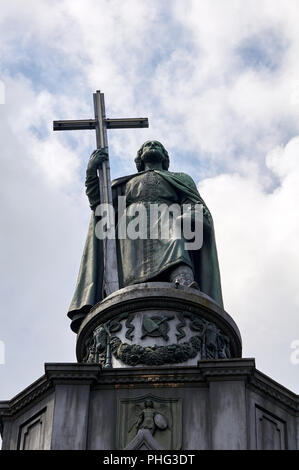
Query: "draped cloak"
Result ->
[[68, 169, 223, 332]]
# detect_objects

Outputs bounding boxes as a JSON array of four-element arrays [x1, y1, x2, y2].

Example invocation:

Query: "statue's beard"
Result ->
[[141, 149, 164, 164]]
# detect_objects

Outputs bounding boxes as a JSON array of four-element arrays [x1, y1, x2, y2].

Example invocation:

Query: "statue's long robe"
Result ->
[[68, 169, 223, 332]]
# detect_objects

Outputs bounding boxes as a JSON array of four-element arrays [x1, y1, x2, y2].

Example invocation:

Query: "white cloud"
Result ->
[[0, 0, 299, 400], [200, 135, 299, 390], [0, 75, 88, 398]]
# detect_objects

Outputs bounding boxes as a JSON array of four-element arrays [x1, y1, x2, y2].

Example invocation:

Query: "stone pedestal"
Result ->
[[0, 360, 298, 450], [77, 283, 242, 368], [1, 284, 298, 450]]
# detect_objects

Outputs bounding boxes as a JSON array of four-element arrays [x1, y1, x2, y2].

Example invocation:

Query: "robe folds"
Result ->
[[68, 169, 223, 333]]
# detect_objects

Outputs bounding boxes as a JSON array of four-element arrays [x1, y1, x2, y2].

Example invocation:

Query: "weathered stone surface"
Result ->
[[51, 384, 90, 450], [1, 359, 298, 450], [209, 381, 247, 449]]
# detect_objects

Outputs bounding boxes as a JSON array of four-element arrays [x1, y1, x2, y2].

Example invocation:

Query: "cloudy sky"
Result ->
[[0, 0, 299, 401]]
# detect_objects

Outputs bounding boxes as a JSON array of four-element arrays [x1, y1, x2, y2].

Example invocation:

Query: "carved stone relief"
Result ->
[[83, 310, 232, 367], [117, 394, 182, 450]]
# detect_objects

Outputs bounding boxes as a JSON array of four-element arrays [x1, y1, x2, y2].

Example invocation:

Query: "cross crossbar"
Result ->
[[53, 117, 148, 131]]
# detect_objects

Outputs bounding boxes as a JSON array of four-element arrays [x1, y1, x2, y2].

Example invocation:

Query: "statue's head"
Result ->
[[135, 140, 170, 172], [144, 399, 154, 408]]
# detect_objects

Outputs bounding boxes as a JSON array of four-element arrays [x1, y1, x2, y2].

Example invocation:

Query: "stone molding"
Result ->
[[45, 363, 101, 384], [1, 359, 298, 432], [0, 376, 51, 422], [198, 358, 256, 379], [249, 371, 299, 413], [0, 363, 101, 428]]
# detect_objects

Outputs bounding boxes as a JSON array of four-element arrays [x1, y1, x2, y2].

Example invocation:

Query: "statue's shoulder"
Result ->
[[160, 170, 209, 207], [166, 171, 198, 188], [111, 172, 140, 188], [167, 170, 195, 179]]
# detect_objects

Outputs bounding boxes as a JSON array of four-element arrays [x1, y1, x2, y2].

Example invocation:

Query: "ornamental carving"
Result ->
[[83, 311, 231, 367]]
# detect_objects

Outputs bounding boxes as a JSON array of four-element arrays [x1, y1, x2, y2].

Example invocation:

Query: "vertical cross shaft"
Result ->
[[53, 90, 149, 296]]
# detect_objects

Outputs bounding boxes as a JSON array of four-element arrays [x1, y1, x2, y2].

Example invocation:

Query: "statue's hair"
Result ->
[[135, 141, 170, 172]]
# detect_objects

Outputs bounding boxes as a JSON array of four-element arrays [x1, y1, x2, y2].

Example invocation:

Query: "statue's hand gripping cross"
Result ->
[[53, 90, 149, 297]]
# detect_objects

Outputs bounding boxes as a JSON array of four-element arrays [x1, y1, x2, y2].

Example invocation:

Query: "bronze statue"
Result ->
[[68, 141, 223, 332]]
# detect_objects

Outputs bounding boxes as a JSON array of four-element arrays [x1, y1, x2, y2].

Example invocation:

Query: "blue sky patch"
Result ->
[[1, 38, 89, 95], [237, 29, 288, 72]]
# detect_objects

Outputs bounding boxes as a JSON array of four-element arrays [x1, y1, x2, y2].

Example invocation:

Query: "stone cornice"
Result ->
[[198, 358, 256, 380], [0, 364, 101, 424], [93, 366, 206, 387], [45, 363, 101, 384], [248, 370, 299, 413], [0, 360, 298, 430], [0, 374, 52, 433]]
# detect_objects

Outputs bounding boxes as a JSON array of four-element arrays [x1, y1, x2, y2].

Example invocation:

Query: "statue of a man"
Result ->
[[135, 399, 167, 435], [68, 141, 223, 332]]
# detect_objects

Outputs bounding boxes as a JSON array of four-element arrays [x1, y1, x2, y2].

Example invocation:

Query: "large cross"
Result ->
[[53, 90, 149, 296]]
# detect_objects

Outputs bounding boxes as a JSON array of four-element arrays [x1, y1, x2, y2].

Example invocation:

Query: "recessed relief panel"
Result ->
[[18, 409, 47, 450], [255, 406, 286, 450]]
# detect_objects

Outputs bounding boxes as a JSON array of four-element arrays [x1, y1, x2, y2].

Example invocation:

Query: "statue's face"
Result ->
[[140, 140, 164, 164], [145, 399, 153, 408]]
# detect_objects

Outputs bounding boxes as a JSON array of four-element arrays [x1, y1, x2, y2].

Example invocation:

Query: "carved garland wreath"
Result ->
[[110, 335, 203, 366]]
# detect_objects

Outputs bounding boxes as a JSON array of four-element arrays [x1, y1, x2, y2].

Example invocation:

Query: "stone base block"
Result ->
[[1, 359, 298, 450]]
